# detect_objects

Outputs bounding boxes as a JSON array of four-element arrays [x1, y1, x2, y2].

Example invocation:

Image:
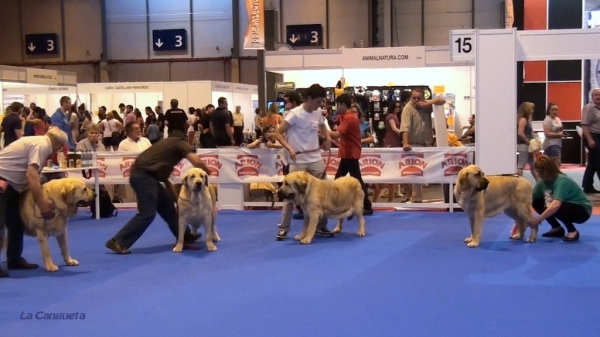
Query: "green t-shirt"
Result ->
[[533, 174, 592, 215]]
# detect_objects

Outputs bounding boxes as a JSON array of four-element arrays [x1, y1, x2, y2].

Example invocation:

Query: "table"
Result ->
[[41, 167, 100, 220]]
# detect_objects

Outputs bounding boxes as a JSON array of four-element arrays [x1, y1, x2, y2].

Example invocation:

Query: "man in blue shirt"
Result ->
[[50, 96, 75, 150]]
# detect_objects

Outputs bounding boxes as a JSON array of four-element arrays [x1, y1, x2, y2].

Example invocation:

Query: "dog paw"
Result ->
[[172, 243, 184, 253], [206, 244, 218, 252], [332, 226, 341, 234], [212, 234, 221, 242], [65, 258, 79, 266], [464, 236, 473, 243], [510, 234, 523, 240], [356, 230, 365, 237], [294, 234, 305, 241], [525, 237, 536, 243], [45, 263, 59, 272], [300, 238, 313, 245], [466, 241, 480, 248]]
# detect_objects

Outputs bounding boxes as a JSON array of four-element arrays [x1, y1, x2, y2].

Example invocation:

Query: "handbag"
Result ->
[[528, 134, 543, 153], [66, 149, 82, 167]]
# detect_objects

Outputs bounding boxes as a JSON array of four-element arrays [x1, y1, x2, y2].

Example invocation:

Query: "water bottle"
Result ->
[[84, 151, 90, 168]]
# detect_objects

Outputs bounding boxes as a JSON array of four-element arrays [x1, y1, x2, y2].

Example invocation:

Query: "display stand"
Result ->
[[1, 66, 77, 111], [263, 46, 475, 211], [1, 66, 77, 147], [78, 81, 259, 132], [458, 28, 600, 176]]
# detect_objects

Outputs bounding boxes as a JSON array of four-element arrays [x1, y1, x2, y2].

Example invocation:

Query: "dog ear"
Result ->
[[182, 175, 188, 187], [203, 174, 208, 188], [459, 172, 469, 188], [295, 175, 308, 195], [61, 184, 74, 204]]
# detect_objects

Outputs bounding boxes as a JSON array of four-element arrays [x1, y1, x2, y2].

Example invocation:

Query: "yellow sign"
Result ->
[[244, 0, 265, 50], [433, 85, 445, 94]]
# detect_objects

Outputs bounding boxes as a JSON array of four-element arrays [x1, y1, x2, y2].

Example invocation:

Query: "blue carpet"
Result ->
[[1, 210, 600, 337]]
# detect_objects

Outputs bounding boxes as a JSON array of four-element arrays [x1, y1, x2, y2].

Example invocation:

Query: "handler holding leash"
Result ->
[[0, 126, 69, 277], [105, 137, 211, 254], [274, 84, 334, 241]]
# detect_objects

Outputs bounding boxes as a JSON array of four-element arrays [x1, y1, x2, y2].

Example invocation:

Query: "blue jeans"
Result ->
[[113, 170, 191, 248]]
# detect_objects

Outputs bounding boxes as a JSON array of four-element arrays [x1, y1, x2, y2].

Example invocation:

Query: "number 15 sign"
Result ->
[[450, 29, 476, 62]]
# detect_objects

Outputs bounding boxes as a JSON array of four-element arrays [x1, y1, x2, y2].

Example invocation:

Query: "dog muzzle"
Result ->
[[277, 190, 293, 201], [475, 178, 489, 191]]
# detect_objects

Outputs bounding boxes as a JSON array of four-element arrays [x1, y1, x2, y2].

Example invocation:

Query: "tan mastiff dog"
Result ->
[[18, 178, 96, 271], [454, 165, 537, 248], [277, 171, 366, 244]]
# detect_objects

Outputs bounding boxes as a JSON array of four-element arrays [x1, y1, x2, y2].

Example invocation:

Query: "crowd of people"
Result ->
[[0, 86, 595, 277]]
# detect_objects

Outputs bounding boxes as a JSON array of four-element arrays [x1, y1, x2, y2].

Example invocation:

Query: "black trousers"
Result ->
[[334, 158, 373, 210], [583, 133, 600, 189], [215, 137, 233, 147], [234, 126, 244, 146], [0, 184, 25, 263], [532, 198, 590, 233], [113, 170, 192, 248]]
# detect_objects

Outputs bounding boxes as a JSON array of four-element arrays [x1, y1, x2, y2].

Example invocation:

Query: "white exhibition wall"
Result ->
[[276, 66, 474, 127], [78, 81, 258, 129], [1, 83, 78, 116]]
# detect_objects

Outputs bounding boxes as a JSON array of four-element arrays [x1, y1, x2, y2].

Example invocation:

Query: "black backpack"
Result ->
[[90, 188, 118, 219]]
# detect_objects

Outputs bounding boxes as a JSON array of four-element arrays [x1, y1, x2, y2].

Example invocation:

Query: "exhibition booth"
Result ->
[[77, 81, 259, 130], [1, 66, 78, 113]]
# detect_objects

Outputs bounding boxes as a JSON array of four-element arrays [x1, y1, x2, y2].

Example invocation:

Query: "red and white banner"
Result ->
[[62, 147, 474, 185]]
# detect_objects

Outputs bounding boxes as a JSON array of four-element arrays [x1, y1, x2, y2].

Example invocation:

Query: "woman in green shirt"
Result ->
[[530, 156, 591, 242]]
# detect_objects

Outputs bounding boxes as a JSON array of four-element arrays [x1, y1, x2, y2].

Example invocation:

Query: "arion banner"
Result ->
[[243, 0, 265, 50], [60, 147, 475, 185]]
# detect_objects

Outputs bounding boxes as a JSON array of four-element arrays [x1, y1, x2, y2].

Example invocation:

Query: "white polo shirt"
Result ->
[[0, 136, 53, 192], [284, 105, 324, 164], [118, 137, 152, 152]]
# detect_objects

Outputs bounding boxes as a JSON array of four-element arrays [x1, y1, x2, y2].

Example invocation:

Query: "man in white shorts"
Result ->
[[274, 84, 333, 241]]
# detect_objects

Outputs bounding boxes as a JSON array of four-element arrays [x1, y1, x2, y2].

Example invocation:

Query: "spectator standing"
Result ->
[[1, 102, 24, 148], [50, 96, 76, 150], [209, 97, 235, 146], [164, 99, 188, 139]]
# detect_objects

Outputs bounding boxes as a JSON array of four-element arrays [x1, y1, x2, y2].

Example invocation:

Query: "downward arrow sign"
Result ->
[[155, 39, 163, 48], [28, 43, 36, 51], [289, 34, 298, 43]]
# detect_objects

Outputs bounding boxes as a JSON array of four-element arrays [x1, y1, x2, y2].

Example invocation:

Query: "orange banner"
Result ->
[[244, 0, 265, 50]]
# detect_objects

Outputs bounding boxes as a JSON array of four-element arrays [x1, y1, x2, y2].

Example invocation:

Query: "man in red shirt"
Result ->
[[329, 94, 373, 215]]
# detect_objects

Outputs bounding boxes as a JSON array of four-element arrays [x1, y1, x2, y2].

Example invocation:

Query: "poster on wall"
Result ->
[[444, 94, 456, 127], [243, 0, 265, 50]]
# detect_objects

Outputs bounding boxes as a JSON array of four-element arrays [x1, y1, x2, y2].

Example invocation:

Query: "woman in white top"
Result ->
[[100, 111, 123, 151], [542, 103, 567, 167]]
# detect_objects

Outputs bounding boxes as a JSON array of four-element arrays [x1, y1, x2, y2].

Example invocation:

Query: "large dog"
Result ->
[[454, 165, 536, 248], [18, 178, 96, 271], [174, 168, 220, 252], [277, 171, 365, 244]]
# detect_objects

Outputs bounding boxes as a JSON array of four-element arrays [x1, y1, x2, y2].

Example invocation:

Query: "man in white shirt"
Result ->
[[113, 122, 151, 203], [0, 127, 69, 277], [273, 84, 333, 241], [118, 122, 152, 152]]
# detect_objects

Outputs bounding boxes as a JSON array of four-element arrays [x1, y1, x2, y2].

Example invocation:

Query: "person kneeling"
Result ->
[[529, 155, 591, 242]]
